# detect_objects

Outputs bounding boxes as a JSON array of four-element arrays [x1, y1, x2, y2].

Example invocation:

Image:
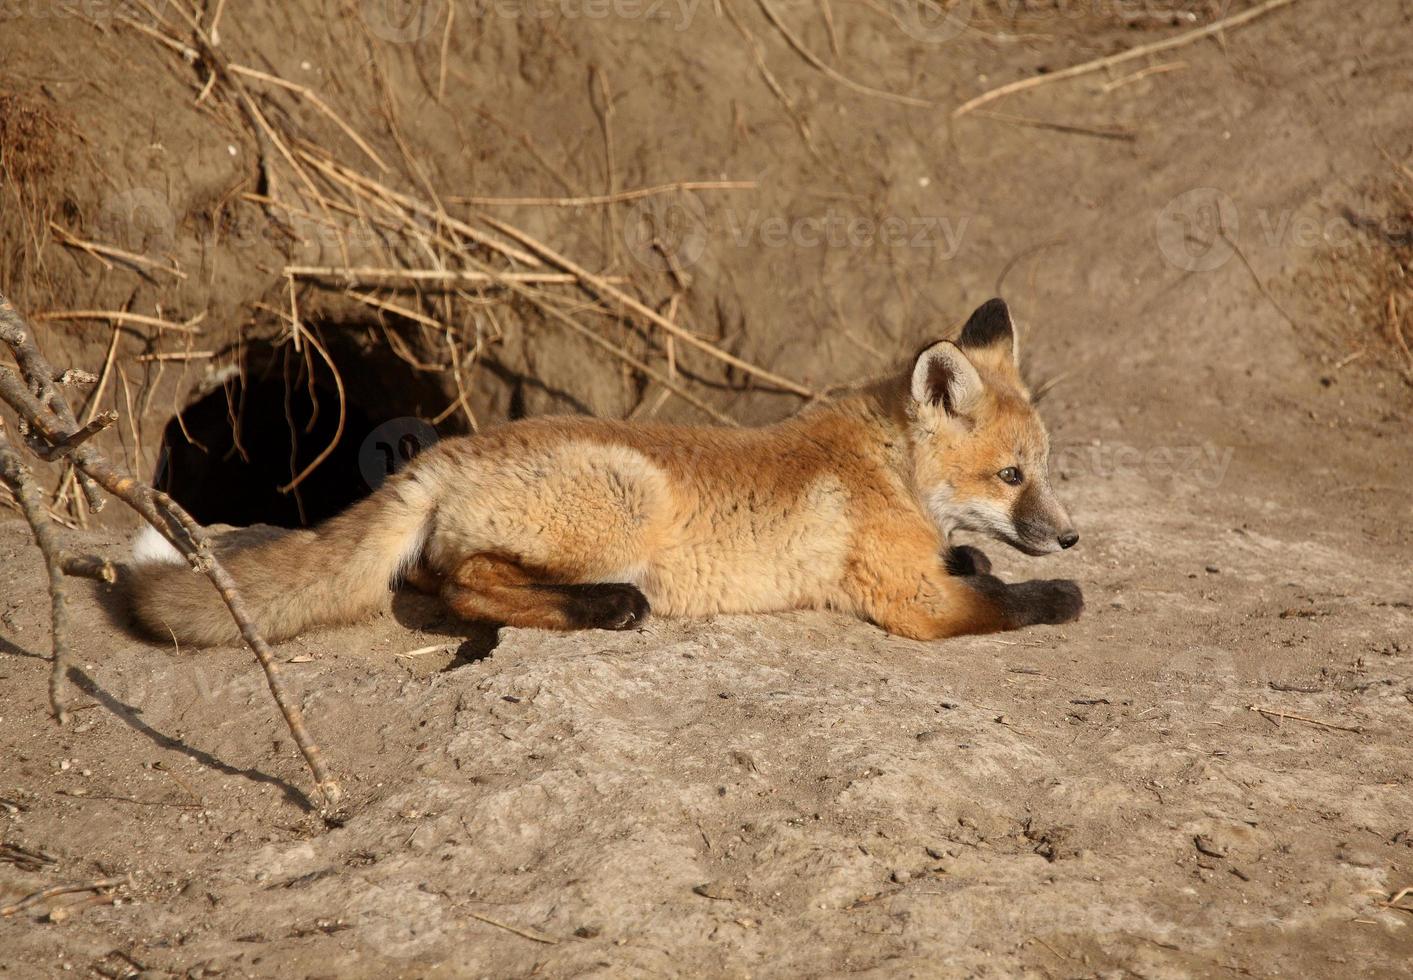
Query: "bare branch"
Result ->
[[0, 293, 341, 810], [0, 424, 75, 723]]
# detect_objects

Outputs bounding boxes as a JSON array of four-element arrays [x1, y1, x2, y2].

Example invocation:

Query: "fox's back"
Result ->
[[408, 410, 900, 616]]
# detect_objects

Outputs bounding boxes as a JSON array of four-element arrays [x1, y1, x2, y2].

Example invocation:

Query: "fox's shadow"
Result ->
[[390, 589, 501, 668]]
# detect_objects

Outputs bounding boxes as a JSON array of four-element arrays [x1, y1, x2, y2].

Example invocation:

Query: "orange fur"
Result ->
[[127, 299, 1082, 646]]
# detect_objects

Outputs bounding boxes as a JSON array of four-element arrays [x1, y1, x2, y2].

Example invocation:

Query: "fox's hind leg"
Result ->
[[402, 561, 443, 595], [440, 553, 650, 631]]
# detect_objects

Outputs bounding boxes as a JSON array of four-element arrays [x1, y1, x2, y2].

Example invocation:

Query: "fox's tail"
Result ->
[[126, 473, 435, 646]]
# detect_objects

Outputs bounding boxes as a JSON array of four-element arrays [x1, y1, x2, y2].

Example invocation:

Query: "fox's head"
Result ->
[[906, 298, 1078, 556]]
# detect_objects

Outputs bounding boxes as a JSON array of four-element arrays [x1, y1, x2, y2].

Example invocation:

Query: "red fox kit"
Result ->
[[129, 298, 1082, 645]]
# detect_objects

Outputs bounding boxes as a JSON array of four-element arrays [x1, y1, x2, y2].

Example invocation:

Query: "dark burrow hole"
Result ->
[[154, 324, 458, 528]]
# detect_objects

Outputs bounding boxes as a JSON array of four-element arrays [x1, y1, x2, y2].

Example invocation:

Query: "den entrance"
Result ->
[[153, 330, 452, 529]]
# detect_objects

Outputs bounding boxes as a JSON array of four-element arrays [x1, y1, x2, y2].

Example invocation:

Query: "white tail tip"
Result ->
[[131, 524, 184, 566]]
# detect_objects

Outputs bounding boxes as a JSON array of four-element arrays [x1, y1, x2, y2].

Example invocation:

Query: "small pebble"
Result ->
[[891, 869, 911, 884]]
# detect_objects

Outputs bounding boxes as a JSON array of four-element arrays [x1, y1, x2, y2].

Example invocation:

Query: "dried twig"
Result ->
[[476, 213, 818, 398], [295, 148, 543, 268], [284, 266, 598, 287], [0, 425, 76, 723], [953, 0, 1302, 117], [1, 307, 106, 513], [1247, 704, 1364, 734], [453, 180, 757, 208], [973, 110, 1136, 142], [0, 295, 341, 808], [465, 909, 560, 945], [227, 63, 390, 173], [27, 411, 119, 462], [34, 310, 205, 334], [0, 843, 57, 873], [0, 876, 128, 918], [276, 327, 345, 494], [48, 221, 186, 280], [754, 0, 930, 107], [519, 287, 737, 426], [1099, 61, 1188, 93]]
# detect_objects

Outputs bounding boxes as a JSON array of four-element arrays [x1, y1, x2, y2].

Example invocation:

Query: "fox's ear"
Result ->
[[957, 297, 1019, 367], [911, 340, 983, 417]]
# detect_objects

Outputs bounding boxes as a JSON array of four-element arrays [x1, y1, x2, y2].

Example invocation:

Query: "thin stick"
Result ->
[[135, 350, 217, 362], [284, 265, 602, 286], [48, 221, 186, 279], [35, 309, 205, 334], [453, 180, 757, 208], [1247, 704, 1364, 734], [0, 298, 341, 809], [1099, 61, 1188, 93], [61, 553, 118, 582], [754, 0, 930, 107], [476, 214, 818, 398], [295, 148, 544, 268], [53, 324, 122, 523], [721, 0, 819, 153], [1385, 293, 1413, 384], [0, 427, 76, 723], [28, 412, 119, 462], [227, 63, 390, 173], [347, 292, 447, 331], [952, 0, 1302, 117], [973, 110, 1136, 142], [1, 301, 105, 513], [438, 0, 454, 102], [465, 910, 559, 945], [523, 288, 737, 426], [276, 327, 346, 494], [0, 876, 129, 917]]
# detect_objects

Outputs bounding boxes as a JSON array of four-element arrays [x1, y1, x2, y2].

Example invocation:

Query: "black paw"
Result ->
[[944, 545, 993, 577], [563, 583, 651, 630], [1008, 579, 1084, 626]]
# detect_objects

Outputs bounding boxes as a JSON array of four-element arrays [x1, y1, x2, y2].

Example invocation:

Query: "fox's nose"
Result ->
[[1057, 530, 1079, 549]]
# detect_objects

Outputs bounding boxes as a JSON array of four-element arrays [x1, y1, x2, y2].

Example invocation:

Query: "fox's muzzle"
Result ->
[[1012, 481, 1078, 555]]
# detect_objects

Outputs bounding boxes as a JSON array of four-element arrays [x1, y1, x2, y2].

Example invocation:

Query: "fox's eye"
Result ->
[[997, 466, 1023, 486]]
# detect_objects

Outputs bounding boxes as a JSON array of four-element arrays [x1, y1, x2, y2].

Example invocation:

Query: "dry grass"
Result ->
[[12, 6, 799, 523], [1299, 166, 1413, 389], [0, 91, 78, 311]]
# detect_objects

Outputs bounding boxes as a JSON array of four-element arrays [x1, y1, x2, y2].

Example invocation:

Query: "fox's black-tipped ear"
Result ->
[[958, 298, 1018, 365], [911, 341, 983, 418]]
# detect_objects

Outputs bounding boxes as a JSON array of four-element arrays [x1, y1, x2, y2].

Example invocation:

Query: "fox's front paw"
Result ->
[[566, 583, 652, 630], [944, 545, 992, 577], [1010, 579, 1084, 626]]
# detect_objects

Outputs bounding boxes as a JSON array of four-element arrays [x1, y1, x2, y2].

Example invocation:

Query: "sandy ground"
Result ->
[[2, 0, 1413, 976]]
